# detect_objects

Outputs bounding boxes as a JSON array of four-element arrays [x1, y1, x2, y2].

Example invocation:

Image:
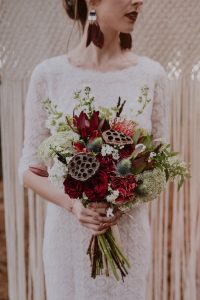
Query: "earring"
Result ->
[[119, 33, 132, 50], [86, 9, 104, 48]]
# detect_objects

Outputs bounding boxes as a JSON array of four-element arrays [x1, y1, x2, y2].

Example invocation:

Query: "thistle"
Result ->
[[87, 137, 103, 153], [116, 158, 132, 176]]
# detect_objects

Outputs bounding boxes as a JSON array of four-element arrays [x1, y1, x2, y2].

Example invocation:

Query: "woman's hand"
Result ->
[[71, 200, 123, 236], [88, 202, 123, 233]]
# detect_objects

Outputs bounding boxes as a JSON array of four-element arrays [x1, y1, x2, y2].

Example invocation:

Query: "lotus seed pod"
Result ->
[[68, 152, 100, 181], [102, 129, 133, 146]]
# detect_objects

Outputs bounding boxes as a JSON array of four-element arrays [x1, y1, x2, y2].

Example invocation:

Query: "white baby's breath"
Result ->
[[48, 159, 68, 191], [101, 144, 119, 160]]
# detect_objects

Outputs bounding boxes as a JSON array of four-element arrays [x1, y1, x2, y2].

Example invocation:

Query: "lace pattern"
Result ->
[[18, 54, 169, 300]]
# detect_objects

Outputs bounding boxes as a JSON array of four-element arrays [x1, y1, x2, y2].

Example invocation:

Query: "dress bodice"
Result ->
[[18, 54, 169, 183]]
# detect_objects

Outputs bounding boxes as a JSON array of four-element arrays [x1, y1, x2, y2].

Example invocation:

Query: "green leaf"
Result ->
[[132, 129, 141, 144]]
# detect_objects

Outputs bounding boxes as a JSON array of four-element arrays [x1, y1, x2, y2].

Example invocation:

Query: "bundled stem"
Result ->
[[87, 228, 130, 281]]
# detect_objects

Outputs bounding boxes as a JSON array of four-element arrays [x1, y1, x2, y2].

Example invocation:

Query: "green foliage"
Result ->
[[131, 85, 152, 116], [73, 86, 95, 118], [152, 144, 190, 190], [98, 105, 119, 120], [42, 98, 72, 132]]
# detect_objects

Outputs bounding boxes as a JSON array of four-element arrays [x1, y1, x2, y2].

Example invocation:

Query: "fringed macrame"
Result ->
[[1, 0, 200, 299]]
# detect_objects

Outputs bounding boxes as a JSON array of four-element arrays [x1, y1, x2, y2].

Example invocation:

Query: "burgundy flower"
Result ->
[[73, 141, 87, 153], [96, 154, 115, 174], [110, 175, 137, 204], [63, 175, 83, 198], [73, 111, 90, 139], [73, 110, 110, 140], [119, 144, 134, 159], [84, 169, 108, 201], [88, 130, 101, 142]]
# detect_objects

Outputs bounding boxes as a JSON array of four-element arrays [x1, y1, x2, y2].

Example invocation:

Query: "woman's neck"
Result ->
[[67, 22, 138, 72]]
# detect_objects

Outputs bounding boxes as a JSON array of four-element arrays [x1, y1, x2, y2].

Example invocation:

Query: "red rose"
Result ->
[[63, 175, 83, 198], [110, 175, 137, 204], [84, 170, 108, 201], [119, 144, 134, 159]]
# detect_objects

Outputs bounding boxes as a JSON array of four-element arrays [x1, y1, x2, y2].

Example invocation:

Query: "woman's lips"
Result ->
[[125, 11, 138, 22]]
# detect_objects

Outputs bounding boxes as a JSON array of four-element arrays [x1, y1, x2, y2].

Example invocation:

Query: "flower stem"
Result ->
[[98, 235, 120, 281]]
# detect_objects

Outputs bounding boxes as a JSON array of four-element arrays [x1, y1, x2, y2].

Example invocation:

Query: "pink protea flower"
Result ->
[[110, 117, 137, 137]]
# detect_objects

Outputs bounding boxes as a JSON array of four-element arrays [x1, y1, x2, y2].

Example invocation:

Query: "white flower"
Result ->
[[106, 189, 119, 203], [148, 151, 157, 162], [48, 160, 68, 190], [112, 151, 120, 160], [101, 144, 119, 160], [106, 207, 114, 218], [150, 152, 156, 158]]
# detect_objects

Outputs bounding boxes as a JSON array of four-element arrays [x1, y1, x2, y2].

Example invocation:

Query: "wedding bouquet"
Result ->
[[37, 86, 189, 281]]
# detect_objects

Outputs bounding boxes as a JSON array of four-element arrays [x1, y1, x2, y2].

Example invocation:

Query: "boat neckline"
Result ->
[[63, 53, 145, 75]]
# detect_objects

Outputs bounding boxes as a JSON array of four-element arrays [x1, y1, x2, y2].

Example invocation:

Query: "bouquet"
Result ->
[[37, 86, 189, 281]]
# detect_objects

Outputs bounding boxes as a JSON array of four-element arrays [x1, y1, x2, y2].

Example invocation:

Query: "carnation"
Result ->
[[84, 169, 108, 201], [110, 175, 137, 204]]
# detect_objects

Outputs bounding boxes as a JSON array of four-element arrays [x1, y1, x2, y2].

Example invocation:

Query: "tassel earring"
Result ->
[[86, 9, 104, 48], [119, 33, 132, 50]]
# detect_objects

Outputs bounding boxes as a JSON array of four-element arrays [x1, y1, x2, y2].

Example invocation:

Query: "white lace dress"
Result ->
[[18, 54, 168, 300]]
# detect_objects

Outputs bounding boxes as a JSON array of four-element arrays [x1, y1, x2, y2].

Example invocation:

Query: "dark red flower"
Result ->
[[73, 111, 90, 139], [84, 169, 108, 201], [73, 141, 87, 153], [88, 130, 101, 142], [96, 154, 115, 174], [89, 111, 100, 132], [110, 175, 137, 204], [119, 144, 134, 159], [73, 110, 110, 140], [63, 175, 83, 198]]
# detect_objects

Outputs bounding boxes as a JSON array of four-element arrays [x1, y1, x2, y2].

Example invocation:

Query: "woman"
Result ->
[[18, 0, 169, 299]]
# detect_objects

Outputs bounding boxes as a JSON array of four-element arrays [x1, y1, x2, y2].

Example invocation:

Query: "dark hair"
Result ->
[[62, 0, 132, 49], [62, 0, 88, 32]]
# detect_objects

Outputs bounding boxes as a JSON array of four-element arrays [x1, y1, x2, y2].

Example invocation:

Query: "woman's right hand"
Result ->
[[71, 199, 109, 236]]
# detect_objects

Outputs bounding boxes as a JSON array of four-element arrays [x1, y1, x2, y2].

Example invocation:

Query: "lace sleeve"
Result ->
[[18, 63, 50, 184], [151, 63, 170, 141]]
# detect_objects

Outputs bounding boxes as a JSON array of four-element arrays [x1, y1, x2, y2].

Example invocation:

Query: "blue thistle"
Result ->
[[87, 137, 102, 153], [116, 159, 132, 176]]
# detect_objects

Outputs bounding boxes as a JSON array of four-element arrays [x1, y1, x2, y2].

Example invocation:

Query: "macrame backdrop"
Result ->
[[0, 0, 200, 299]]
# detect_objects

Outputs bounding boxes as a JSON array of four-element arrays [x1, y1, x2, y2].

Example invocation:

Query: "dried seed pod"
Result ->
[[102, 129, 133, 145], [68, 152, 100, 181]]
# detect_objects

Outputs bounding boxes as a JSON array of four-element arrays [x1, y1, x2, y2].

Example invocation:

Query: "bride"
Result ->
[[18, 0, 168, 299]]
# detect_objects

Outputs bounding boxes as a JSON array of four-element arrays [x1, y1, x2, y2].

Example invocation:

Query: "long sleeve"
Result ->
[[151, 63, 170, 141], [18, 63, 50, 184]]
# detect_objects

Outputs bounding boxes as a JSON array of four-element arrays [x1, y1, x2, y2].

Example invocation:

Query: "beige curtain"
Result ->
[[0, 0, 199, 299]]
